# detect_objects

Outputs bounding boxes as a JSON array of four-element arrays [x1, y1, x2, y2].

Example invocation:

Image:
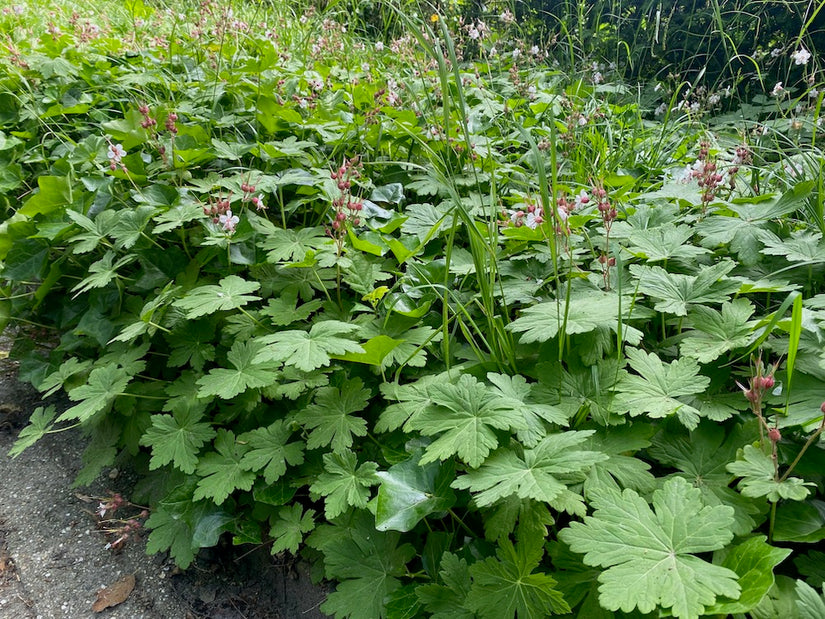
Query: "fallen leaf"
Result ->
[[92, 573, 136, 612]]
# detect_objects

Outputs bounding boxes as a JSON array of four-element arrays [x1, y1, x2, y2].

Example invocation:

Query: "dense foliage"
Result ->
[[2, 0, 825, 617]]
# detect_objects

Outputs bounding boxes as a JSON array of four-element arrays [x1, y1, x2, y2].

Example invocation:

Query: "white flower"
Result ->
[[574, 189, 590, 209], [219, 210, 239, 232], [512, 48, 520, 60], [771, 82, 785, 97], [771, 47, 783, 58], [499, 10, 515, 24], [592, 71, 603, 84], [654, 102, 668, 116], [791, 48, 811, 65], [468, 27, 480, 40], [529, 45, 539, 56], [361, 62, 370, 72], [524, 210, 543, 229], [654, 83, 662, 92], [107, 144, 126, 162], [708, 94, 721, 106], [375, 41, 384, 51], [689, 101, 700, 113]]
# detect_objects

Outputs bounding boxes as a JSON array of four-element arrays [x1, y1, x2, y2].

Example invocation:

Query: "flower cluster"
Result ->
[[329, 157, 364, 238], [501, 199, 544, 230], [241, 180, 265, 211], [93, 492, 149, 552], [203, 193, 239, 233]]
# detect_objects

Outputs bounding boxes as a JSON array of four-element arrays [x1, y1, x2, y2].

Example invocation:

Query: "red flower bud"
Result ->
[[768, 427, 781, 442]]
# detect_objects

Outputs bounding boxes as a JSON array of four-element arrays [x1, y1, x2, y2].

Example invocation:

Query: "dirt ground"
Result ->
[[0, 346, 328, 619]]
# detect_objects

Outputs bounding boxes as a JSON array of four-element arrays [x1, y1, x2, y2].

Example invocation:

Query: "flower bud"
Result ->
[[767, 427, 781, 442]]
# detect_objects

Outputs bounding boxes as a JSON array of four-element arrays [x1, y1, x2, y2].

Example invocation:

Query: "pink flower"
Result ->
[[107, 143, 126, 162], [219, 210, 239, 232]]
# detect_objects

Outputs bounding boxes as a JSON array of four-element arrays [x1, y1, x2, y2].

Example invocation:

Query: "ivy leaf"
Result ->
[[613, 348, 710, 429], [9, 406, 58, 458], [309, 512, 415, 619], [559, 477, 741, 618], [193, 430, 255, 505], [375, 452, 456, 532], [705, 536, 791, 615], [406, 374, 525, 468], [507, 289, 642, 345], [139, 408, 217, 474], [452, 431, 606, 511], [269, 504, 315, 555], [58, 365, 131, 423], [196, 340, 279, 399], [465, 539, 570, 618], [309, 450, 379, 519], [295, 378, 370, 454], [173, 275, 261, 318], [727, 444, 814, 501], [630, 260, 739, 316], [416, 552, 474, 619], [238, 420, 305, 484], [254, 321, 363, 372], [680, 299, 757, 363]]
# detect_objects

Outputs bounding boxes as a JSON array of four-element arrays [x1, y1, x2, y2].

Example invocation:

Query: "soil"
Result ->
[[0, 342, 329, 619]]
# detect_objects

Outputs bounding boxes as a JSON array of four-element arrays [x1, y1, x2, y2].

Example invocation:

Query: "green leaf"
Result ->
[[310, 512, 415, 619], [613, 348, 710, 428], [67, 209, 116, 254], [140, 408, 217, 474], [145, 505, 198, 569], [706, 536, 791, 614], [406, 374, 525, 468], [416, 552, 474, 619], [452, 431, 606, 512], [109, 205, 157, 249], [196, 340, 279, 399], [19, 175, 72, 217], [71, 251, 136, 296], [680, 299, 757, 363], [630, 260, 739, 316], [58, 365, 131, 423], [238, 420, 305, 484], [166, 320, 216, 372], [254, 321, 363, 372], [295, 378, 370, 454], [309, 450, 379, 519], [796, 581, 825, 619], [759, 229, 825, 263], [465, 539, 570, 618], [269, 504, 315, 555], [260, 291, 322, 326], [1, 238, 48, 281], [173, 275, 261, 318], [582, 424, 657, 498], [559, 476, 741, 618], [727, 445, 813, 502], [193, 430, 255, 505], [796, 551, 825, 587], [507, 289, 642, 345], [624, 222, 710, 262], [375, 452, 456, 532], [260, 226, 327, 263], [772, 501, 825, 543], [9, 406, 58, 458], [486, 372, 569, 448], [649, 422, 765, 536]]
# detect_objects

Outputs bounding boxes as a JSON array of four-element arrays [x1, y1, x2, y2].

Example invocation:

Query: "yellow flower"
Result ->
[[430, 13, 439, 23]]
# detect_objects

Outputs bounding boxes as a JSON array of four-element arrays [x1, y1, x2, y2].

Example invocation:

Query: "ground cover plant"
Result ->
[[2, 0, 825, 617]]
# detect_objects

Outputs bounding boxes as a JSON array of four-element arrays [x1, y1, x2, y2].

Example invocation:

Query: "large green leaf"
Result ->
[[196, 340, 279, 399], [140, 408, 217, 474], [630, 260, 739, 316], [173, 275, 261, 318], [559, 476, 741, 618], [309, 450, 379, 519], [238, 420, 305, 484], [254, 320, 363, 372], [375, 452, 456, 532]]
